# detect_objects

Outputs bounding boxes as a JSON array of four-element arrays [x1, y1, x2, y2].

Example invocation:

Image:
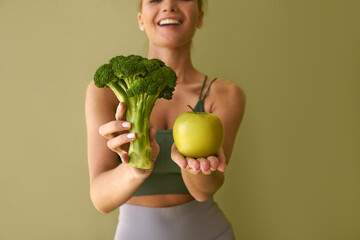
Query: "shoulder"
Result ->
[[208, 77, 246, 114], [85, 81, 119, 121], [214, 78, 245, 99], [86, 81, 118, 106]]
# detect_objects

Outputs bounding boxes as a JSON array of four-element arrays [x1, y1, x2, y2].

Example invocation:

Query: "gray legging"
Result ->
[[114, 198, 235, 240]]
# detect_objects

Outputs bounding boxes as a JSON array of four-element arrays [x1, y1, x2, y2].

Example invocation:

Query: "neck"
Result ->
[[147, 42, 199, 84]]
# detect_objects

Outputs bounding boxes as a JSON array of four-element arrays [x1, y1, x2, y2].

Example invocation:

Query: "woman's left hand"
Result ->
[[171, 143, 227, 175]]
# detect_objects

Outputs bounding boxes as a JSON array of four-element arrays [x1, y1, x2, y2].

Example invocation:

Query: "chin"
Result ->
[[153, 37, 193, 49]]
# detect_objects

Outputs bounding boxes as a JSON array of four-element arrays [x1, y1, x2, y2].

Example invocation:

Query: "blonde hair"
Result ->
[[138, 0, 205, 12]]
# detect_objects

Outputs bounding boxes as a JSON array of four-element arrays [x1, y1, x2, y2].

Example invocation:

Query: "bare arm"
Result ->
[[86, 82, 159, 213], [171, 79, 246, 201]]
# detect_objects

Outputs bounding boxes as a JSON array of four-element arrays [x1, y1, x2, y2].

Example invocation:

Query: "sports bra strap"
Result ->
[[199, 75, 218, 100], [198, 75, 208, 99]]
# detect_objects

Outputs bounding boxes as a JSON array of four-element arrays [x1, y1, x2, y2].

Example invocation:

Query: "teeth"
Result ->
[[159, 19, 181, 26]]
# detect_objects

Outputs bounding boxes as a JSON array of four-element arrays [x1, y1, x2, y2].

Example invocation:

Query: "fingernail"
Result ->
[[122, 122, 131, 128], [127, 133, 135, 139]]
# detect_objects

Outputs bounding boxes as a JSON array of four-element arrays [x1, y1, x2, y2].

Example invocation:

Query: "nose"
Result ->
[[162, 0, 178, 13]]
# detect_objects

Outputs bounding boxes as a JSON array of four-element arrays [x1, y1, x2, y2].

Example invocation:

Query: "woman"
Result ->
[[85, 0, 245, 239]]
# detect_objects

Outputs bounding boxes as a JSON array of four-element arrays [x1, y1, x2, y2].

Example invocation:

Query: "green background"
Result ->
[[1, 0, 359, 239]]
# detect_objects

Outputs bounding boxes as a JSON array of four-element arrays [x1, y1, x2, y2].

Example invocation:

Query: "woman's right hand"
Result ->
[[99, 102, 135, 163], [98, 102, 159, 175]]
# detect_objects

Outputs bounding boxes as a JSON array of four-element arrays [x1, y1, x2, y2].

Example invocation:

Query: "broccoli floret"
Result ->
[[94, 55, 177, 169]]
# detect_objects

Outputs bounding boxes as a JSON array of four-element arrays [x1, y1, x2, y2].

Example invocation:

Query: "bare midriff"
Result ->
[[126, 194, 194, 208]]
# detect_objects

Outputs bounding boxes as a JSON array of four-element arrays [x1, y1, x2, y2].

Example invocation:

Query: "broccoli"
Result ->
[[94, 55, 177, 169]]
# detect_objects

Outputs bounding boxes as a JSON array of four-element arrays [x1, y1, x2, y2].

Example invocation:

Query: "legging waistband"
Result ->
[[115, 198, 235, 240]]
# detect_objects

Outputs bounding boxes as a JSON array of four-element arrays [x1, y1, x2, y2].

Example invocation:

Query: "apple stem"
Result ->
[[187, 105, 197, 114]]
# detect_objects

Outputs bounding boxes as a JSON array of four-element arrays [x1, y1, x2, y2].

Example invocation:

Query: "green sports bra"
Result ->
[[133, 76, 218, 196]]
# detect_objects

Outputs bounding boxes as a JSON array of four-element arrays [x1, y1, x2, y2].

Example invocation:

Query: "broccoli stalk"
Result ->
[[94, 55, 177, 169]]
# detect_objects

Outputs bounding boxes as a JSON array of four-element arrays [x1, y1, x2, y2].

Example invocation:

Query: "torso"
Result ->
[[106, 74, 224, 207], [126, 194, 195, 207], [128, 76, 212, 207]]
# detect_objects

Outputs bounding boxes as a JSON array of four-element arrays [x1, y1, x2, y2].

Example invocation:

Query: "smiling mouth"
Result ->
[[158, 19, 182, 26]]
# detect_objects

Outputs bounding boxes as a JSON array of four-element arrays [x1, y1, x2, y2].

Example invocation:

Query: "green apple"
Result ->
[[173, 107, 224, 158]]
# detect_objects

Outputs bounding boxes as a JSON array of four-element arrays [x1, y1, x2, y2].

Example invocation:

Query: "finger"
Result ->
[[217, 148, 227, 172], [202, 168, 213, 175], [207, 156, 219, 171], [187, 157, 200, 172], [185, 158, 201, 175], [185, 166, 201, 175], [107, 132, 136, 151], [115, 102, 127, 121], [198, 158, 210, 172], [171, 144, 188, 169], [198, 158, 213, 175], [118, 150, 129, 164], [99, 120, 131, 139]]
